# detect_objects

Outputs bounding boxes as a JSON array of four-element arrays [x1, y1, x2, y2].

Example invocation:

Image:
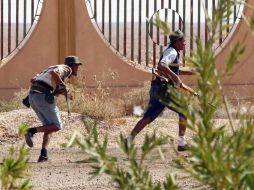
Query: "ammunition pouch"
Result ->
[[22, 95, 30, 108], [30, 81, 54, 104]]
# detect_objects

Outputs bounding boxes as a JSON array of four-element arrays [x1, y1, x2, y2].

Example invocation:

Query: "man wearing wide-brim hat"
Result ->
[[128, 30, 196, 151], [168, 29, 185, 45], [24, 55, 82, 162]]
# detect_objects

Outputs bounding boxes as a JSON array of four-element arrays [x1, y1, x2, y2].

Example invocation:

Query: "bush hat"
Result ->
[[64, 56, 82, 66], [169, 30, 184, 45]]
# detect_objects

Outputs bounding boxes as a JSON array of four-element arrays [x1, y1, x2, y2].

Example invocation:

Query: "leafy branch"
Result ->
[[66, 119, 178, 190]]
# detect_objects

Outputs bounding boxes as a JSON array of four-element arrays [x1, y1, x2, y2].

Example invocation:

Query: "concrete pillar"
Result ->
[[58, 0, 76, 63]]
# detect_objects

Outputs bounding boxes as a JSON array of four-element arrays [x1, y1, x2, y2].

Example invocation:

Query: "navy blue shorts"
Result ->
[[143, 81, 186, 121]]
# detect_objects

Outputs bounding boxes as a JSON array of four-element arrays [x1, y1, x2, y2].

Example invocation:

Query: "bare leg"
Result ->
[[36, 133, 51, 162], [38, 128, 58, 162], [36, 124, 60, 133], [178, 117, 187, 151], [130, 117, 152, 139], [25, 124, 60, 148], [42, 132, 51, 149], [178, 117, 186, 136]]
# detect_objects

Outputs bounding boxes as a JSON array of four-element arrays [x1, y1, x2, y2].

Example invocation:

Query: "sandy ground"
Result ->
[[0, 109, 231, 190]]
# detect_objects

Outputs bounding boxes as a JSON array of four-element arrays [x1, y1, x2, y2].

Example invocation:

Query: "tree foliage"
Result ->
[[0, 124, 31, 190]]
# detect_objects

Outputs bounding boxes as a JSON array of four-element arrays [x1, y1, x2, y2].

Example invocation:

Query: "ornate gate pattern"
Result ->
[[86, 0, 243, 67], [0, 0, 43, 60]]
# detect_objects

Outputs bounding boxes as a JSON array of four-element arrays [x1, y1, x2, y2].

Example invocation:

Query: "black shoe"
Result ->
[[25, 129, 34, 147], [38, 155, 48, 162], [177, 145, 187, 151], [38, 148, 48, 162]]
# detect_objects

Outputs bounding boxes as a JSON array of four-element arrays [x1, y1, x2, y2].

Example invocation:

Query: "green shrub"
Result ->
[[165, 1, 254, 189], [0, 124, 31, 190], [66, 120, 178, 190]]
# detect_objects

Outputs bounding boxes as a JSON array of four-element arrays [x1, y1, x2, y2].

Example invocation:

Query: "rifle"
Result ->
[[152, 68, 198, 96], [64, 89, 71, 117], [54, 84, 71, 116], [152, 68, 216, 108]]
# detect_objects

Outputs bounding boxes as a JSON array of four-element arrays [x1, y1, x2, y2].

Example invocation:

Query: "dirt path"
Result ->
[[0, 109, 230, 189]]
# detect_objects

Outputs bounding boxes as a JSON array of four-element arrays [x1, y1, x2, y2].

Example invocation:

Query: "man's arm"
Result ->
[[179, 83, 199, 96], [152, 68, 198, 96], [50, 70, 68, 96], [53, 84, 67, 96], [50, 70, 66, 86], [179, 67, 196, 75], [157, 62, 182, 85]]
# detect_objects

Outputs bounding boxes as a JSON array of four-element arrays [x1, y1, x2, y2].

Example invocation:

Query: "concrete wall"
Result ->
[[0, 0, 59, 98], [74, 0, 151, 88], [215, 0, 254, 101], [0, 0, 253, 101], [0, 0, 151, 99]]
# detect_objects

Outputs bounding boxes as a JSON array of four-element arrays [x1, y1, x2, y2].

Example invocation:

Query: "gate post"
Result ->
[[58, 0, 76, 63]]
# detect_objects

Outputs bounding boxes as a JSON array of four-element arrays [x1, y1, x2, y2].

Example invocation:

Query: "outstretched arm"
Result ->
[[179, 83, 199, 96], [179, 67, 196, 75]]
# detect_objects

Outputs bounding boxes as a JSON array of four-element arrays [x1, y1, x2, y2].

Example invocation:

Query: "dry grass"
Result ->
[[56, 81, 150, 120], [57, 88, 125, 120], [0, 89, 28, 112], [2, 82, 254, 121], [0, 81, 149, 120], [52, 72, 150, 120], [121, 81, 150, 115]]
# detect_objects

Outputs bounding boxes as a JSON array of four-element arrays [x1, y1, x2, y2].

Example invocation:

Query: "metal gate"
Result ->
[[86, 0, 243, 67], [0, 0, 43, 60]]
